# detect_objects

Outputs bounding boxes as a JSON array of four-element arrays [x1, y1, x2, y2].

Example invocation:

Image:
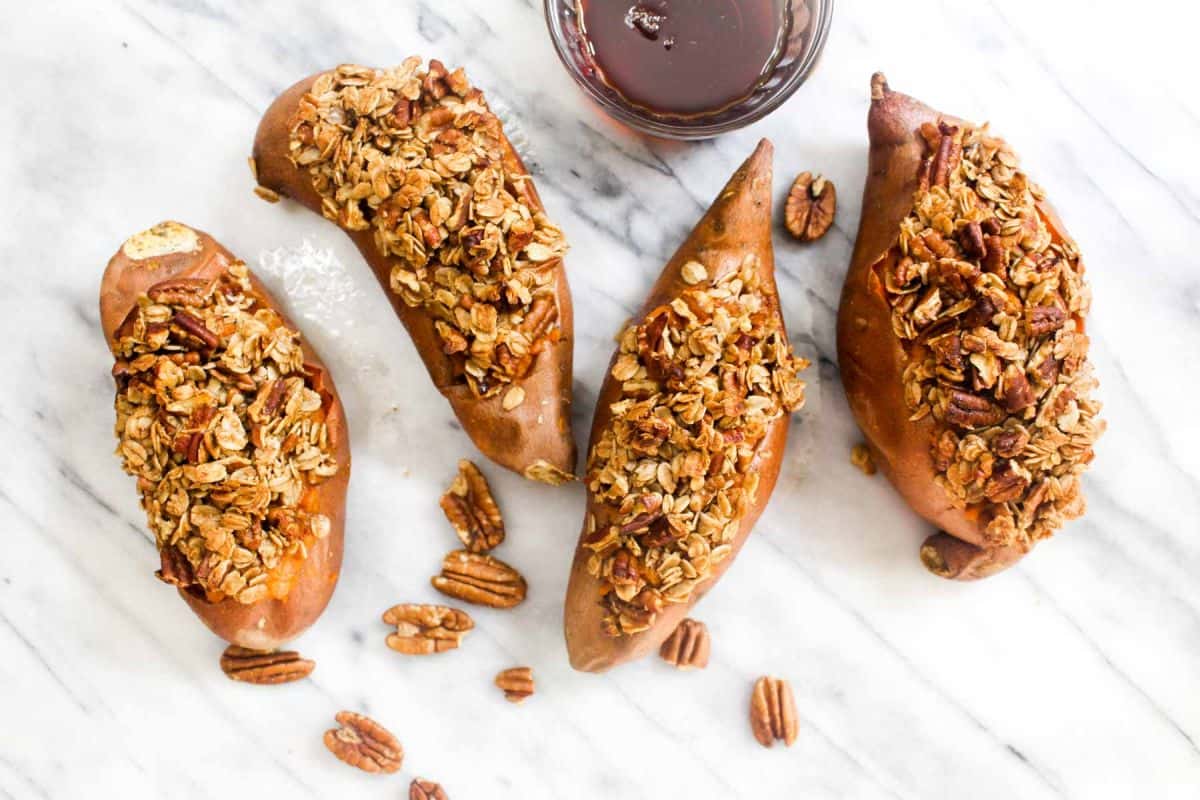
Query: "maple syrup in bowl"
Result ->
[[545, 0, 832, 139]]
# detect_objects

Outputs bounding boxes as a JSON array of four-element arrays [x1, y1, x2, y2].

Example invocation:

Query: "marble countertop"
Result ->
[[3, 1, 1198, 797]]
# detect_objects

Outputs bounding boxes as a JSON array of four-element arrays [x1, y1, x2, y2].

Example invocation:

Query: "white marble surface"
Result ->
[[2, 1, 1199, 797]]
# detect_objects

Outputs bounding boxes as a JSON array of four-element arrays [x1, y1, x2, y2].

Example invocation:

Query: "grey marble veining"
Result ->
[[1, 0, 1198, 797]]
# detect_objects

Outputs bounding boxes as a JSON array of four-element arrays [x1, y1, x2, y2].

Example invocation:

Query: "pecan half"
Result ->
[[944, 390, 1005, 430], [147, 278, 211, 307], [219, 645, 314, 685], [439, 460, 504, 553], [784, 172, 836, 242], [432, 550, 527, 608], [928, 122, 962, 188], [382, 604, 474, 655], [658, 618, 711, 670], [324, 711, 403, 774], [494, 666, 534, 703], [1027, 304, 1067, 337], [750, 676, 798, 748], [171, 310, 219, 349], [410, 779, 449, 800]]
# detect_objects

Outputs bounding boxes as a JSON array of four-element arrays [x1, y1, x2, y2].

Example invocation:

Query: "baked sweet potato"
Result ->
[[252, 60, 575, 484], [101, 222, 351, 648], [837, 74, 1103, 579], [564, 140, 809, 672]]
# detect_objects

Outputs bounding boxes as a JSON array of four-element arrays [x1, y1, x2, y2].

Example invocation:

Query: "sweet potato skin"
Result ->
[[100, 222, 351, 648], [252, 70, 576, 482], [837, 75, 1081, 580], [563, 140, 792, 672]]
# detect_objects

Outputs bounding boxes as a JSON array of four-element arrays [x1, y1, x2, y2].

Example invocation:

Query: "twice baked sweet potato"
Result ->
[[101, 222, 351, 648], [253, 60, 576, 484], [837, 74, 1103, 580], [564, 140, 809, 672]]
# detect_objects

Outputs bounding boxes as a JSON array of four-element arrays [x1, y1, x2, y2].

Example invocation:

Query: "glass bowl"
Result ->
[[543, 0, 834, 140]]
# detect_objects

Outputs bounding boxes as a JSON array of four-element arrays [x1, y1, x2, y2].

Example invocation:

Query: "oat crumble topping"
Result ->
[[288, 59, 568, 400], [112, 261, 339, 604], [883, 121, 1103, 548], [584, 257, 807, 636]]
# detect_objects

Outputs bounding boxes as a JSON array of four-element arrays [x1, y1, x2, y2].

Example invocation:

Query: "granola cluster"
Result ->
[[883, 121, 1103, 548], [112, 261, 339, 604], [288, 60, 568, 402], [584, 257, 807, 636]]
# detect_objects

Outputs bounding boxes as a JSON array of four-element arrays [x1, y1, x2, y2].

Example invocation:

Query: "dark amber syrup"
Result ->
[[577, 0, 794, 117]]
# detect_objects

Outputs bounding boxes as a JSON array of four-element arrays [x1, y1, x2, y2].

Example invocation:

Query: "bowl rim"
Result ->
[[542, 0, 835, 140]]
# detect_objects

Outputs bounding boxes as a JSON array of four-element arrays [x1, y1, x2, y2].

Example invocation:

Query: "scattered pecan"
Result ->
[[784, 172, 836, 242], [850, 443, 877, 476], [750, 676, 798, 748], [658, 618, 711, 670], [944, 390, 1005, 430], [410, 779, 449, 800], [439, 460, 504, 553], [219, 645, 314, 685], [324, 711, 403, 774], [494, 666, 534, 703], [432, 550, 527, 608], [382, 604, 474, 655]]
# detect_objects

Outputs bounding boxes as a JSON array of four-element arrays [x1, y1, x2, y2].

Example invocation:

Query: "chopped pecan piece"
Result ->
[[750, 676, 798, 748], [944, 390, 1005, 430], [983, 235, 1007, 277], [992, 425, 1030, 458], [382, 604, 474, 655], [929, 332, 965, 373], [658, 618, 711, 670], [324, 711, 403, 774], [432, 550, 527, 608], [494, 666, 534, 703], [932, 430, 958, 472], [1027, 304, 1067, 337], [155, 546, 194, 588], [219, 645, 314, 685], [439, 459, 504, 553], [410, 779, 449, 800], [957, 221, 987, 259], [1001, 364, 1035, 412], [984, 462, 1030, 504], [784, 172, 837, 242]]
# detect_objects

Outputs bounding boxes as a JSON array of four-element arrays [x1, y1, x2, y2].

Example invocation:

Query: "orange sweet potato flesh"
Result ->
[[100, 222, 351, 648], [564, 140, 792, 672], [837, 74, 1080, 580], [252, 69, 576, 483]]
